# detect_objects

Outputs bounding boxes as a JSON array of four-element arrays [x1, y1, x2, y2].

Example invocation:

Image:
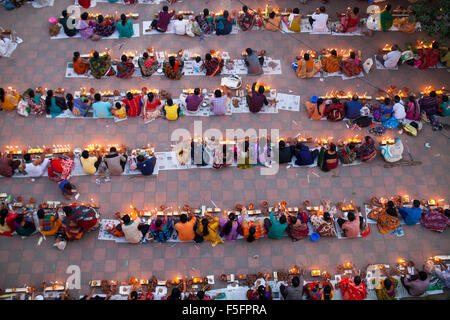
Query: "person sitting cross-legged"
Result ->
[[264, 204, 288, 239], [398, 200, 422, 225]]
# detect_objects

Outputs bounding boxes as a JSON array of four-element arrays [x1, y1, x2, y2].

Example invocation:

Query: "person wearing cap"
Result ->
[[305, 97, 325, 120]]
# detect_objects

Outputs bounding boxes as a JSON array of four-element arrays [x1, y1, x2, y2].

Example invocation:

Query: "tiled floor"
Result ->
[[0, 0, 449, 295]]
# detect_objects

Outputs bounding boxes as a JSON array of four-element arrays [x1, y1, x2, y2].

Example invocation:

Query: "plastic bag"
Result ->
[[363, 58, 373, 74], [53, 240, 67, 251]]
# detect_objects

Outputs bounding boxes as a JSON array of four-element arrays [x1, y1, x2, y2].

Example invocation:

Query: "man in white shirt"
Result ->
[[22, 153, 50, 177], [310, 6, 329, 32], [392, 95, 406, 120], [119, 214, 149, 244], [376, 44, 401, 69], [173, 14, 188, 35]]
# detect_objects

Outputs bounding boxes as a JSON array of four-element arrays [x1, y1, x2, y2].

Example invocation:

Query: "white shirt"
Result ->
[[311, 13, 329, 32], [0, 38, 11, 57], [393, 102, 406, 120], [174, 19, 189, 35], [24, 158, 50, 177], [383, 50, 401, 68]]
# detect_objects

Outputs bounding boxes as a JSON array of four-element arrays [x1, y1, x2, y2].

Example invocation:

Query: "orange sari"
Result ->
[[73, 58, 90, 74]]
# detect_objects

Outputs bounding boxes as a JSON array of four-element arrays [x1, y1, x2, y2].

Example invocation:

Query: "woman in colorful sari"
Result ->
[[116, 55, 135, 79], [238, 5, 256, 32], [321, 50, 341, 73], [295, 53, 320, 78], [47, 157, 75, 182], [286, 211, 309, 241], [305, 97, 325, 120], [123, 92, 142, 117], [219, 212, 242, 241], [203, 53, 224, 77], [339, 7, 360, 33], [142, 92, 162, 121], [62, 217, 83, 241], [197, 216, 224, 247], [138, 52, 159, 77], [310, 211, 337, 237], [283, 7, 301, 33], [341, 51, 362, 77], [304, 281, 334, 300], [215, 10, 235, 36], [72, 51, 90, 75], [89, 51, 116, 79], [163, 55, 184, 80], [66, 93, 91, 117], [380, 4, 393, 32], [22, 88, 45, 115], [195, 8, 214, 35], [77, 12, 95, 40], [45, 90, 67, 118], [416, 41, 440, 70], [340, 276, 367, 300], [116, 14, 134, 38], [374, 277, 398, 300], [368, 206, 400, 234], [149, 216, 172, 243], [0, 88, 20, 111], [94, 15, 116, 38], [356, 136, 376, 162]]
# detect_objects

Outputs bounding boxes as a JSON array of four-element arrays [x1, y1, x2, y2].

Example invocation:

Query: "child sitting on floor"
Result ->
[[111, 102, 127, 119]]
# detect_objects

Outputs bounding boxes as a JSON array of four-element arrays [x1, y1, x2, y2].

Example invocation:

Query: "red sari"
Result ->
[[340, 278, 367, 300], [341, 13, 360, 33], [417, 48, 440, 70], [48, 158, 75, 182]]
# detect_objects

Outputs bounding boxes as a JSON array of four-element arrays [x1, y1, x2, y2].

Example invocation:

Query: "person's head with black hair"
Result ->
[[142, 52, 149, 60], [195, 56, 202, 63], [62, 10, 68, 18], [347, 210, 356, 221], [201, 218, 209, 236], [223, 212, 236, 236], [430, 91, 436, 98], [121, 55, 128, 63], [419, 271, 428, 281], [15, 214, 24, 224], [244, 140, 249, 152], [353, 7, 360, 15], [331, 97, 339, 104], [279, 215, 287, 224], [279, 140, 286, 149], [292, 276, 300, 287], [392, 44, 399, 51], [0, 88, 4, 103], [45, 90, 54, 110], [350, 51, 356, 59], [205, 53, 212, 61], [194, 88, 200, 96], [136, 155, 145, 163], [304, 53, 310, 61], [196, 290, 205, 300], [126, 92, 134, 101], [121, 13, 127, 25], [114, 102, 122, 110], [110, 147, 117, 153], [394, 95, 401, 103], [295, 143, 304, 150], [180, 213, 188, 223], [94, 93, 101, 102], [121, 214, 131, 224], [443, 95, 448, 102], [354, 276, 361, 286], [247, 226, 256, 242], [66, 93, 74, 110], [258, 86, 265, 95], [223, 10, 229, 19], [293, 8, 300, 14], [203, 8, 209, 16], [81, 12, 89, 20], [269, 11, 276, 19], [155, 218, 162, 229], [73, 51, 80, 61], [63, 182, 75, 193], [444, 209, 450, 218], [257, 285, 267, 300], [289, 216, 297, 225], [352, 95, 358, 102], [167, 98, 173, 106], [387, 201, 395, 208], [168, 287, 181, 300], [384, 97, 391, 105], [163, 5, 169, 12], [386, 4, 392, 11], [328, 143, 336, 153], [384, 278, 392, 290], [168, 55, 176, 68], [323, 212, 331, 221], [246, 48, 253, 55], [242, 5, 248, 13], [386, 207, 397, 217], [317, 98, 324, 106], [23, 153, 31, 162], [330, 49, 337, 56], [320, 6, 326, 13], [129, 291, 138, 300], [413, 200, 420, 208], [432, 41, 439, 49], [93, 51, 99, 59], [214, 89, 222, 98], [97, 15, 104, 24], [408, 95, 416, 103]]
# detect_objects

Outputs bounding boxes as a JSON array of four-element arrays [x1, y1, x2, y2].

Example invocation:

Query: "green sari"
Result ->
[[380, 10, 393, 32], [89, 54, 115, 79], [374, 278, 398, 300]]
